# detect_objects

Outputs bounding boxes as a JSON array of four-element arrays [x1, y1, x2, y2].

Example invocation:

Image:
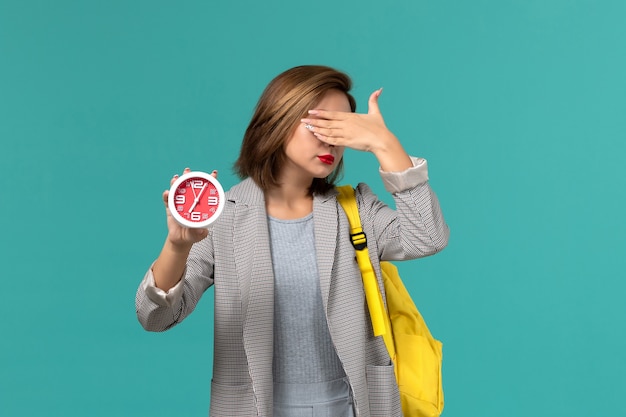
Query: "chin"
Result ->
[[313, 168, 335, 179]]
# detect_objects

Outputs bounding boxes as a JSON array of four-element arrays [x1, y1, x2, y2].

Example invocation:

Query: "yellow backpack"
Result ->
[[336, 185, 444, 417]]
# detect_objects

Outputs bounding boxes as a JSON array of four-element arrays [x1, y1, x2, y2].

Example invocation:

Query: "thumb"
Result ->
[[368, 88, 383, 115]]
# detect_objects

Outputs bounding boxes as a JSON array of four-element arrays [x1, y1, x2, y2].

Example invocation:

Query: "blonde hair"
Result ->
[[234, 65, 356, 194]]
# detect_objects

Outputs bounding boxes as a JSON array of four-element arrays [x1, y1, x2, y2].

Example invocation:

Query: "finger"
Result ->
[[368, 88, 383, 115], [211, 169, 218, 178], [163, 190, 170, 207], [307, 109, 349, 121], [308, 124, 341, 138], [301, 118, 336, 130], [313, 132, 341, 146], [170, 173, 180, 186]]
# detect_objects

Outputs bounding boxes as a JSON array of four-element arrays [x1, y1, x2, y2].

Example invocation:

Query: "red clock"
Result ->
[[167, 171, 225, 228]]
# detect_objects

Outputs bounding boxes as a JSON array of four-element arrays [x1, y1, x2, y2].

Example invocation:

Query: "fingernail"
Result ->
[[308, 110, 319, 115], [304, 124, 314, 131]]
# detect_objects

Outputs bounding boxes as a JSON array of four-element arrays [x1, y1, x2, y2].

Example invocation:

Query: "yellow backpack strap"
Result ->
[[336, 185, 388, 337]]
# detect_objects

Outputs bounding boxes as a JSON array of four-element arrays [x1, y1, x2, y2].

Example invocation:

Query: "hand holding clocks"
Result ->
[[167, 171, 225, 229]]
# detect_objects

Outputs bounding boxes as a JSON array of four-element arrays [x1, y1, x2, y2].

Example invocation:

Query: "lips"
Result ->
[[318, 154, 335, 165]]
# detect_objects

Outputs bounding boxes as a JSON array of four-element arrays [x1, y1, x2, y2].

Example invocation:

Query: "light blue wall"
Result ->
[[1, 1, 624, 415]]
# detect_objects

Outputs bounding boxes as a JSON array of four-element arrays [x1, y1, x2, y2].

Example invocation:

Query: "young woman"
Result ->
[[136, 65, 449, 417]]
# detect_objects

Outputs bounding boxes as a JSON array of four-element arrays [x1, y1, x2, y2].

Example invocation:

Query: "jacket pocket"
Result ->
[[210, 381, 256, 417], [365, 364, 402, 417]]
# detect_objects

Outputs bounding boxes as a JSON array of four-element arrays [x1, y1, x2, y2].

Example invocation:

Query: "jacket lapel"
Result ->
[[313, 191, 339, 314], [231, 178, 274, 416]]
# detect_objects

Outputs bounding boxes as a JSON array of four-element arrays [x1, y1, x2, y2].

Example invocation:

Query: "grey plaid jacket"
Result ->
[[136, 162, 449, 417]]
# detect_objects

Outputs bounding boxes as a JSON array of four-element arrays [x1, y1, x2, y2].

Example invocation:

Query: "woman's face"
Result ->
[[281, 89, 351, 184]]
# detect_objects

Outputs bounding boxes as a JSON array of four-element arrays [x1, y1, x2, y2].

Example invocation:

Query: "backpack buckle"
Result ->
[[350, 231, 367, 251]]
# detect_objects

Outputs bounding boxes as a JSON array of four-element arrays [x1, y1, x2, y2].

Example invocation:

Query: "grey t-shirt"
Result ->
[[268, 213, 346, 383]]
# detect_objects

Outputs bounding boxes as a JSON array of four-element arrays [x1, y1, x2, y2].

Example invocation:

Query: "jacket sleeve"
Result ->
[[356, 156, 450, 261], [135, 232, 215, 332]]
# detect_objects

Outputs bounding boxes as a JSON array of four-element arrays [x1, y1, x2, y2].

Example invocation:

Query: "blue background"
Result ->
[[1, 0, 625, 415]]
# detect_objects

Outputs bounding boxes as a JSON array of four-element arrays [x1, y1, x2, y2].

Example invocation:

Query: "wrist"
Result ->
[[372, 134, 413, 172], [164, 238, 193, 255]]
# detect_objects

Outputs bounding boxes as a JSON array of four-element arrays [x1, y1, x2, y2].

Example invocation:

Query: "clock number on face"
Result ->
[[190, 180, 204, 189], [190, 212, 202, 221], [175, 195, 185, 204], [207, 196, 218, 206]]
